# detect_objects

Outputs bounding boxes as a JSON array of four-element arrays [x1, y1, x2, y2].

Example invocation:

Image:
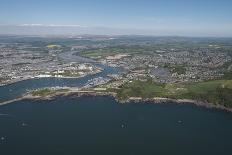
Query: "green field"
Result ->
[[80, 45, 164, 59], [116, 79, 166, 99], [116, 79, 232, 108], [31, 88, 69, 97], [80, 47, 126, 59]]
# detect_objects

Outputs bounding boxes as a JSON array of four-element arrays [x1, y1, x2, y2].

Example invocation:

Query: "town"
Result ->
[[0, 37, 102, 86], [0, 35, 232, 108]]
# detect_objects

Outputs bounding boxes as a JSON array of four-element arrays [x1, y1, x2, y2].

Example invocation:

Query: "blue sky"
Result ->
[[0, 0, 232, 36]]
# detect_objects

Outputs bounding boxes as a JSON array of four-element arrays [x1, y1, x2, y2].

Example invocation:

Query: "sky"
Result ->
[[0, 0, 232, 37]]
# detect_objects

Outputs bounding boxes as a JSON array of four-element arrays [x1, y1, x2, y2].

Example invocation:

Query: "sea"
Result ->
[[0, 96, 232, 155], [0, 60, 232, 155]]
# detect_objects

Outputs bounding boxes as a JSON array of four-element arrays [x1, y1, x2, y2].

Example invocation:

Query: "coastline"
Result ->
[[1, 90, 232, 113], [0, 69, 102, 87], [0, 77, 33, 87]]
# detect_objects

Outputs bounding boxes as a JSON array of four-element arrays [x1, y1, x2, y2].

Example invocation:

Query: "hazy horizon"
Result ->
[[0, 0, 232, 37]]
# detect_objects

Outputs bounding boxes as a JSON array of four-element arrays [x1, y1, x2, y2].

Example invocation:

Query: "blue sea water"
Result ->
[[0, 96, 232, 155]]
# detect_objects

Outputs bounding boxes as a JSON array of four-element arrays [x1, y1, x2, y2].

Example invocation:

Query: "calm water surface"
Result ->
[[0, 96, 232, 155], [0, 64, 121, 102]]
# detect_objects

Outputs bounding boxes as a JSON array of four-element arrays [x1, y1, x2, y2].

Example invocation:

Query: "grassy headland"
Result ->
[[28, 78, 232, 109], [115, 79, 232, 108]]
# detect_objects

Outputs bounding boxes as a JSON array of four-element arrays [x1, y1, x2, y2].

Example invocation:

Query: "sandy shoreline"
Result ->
[[0, 91, 231, 113]]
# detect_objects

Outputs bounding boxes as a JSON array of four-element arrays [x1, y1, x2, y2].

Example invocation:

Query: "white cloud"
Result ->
[[18, 24, 86, 28]]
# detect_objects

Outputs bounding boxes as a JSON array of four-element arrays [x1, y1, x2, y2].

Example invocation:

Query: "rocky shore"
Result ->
[[121, 97, 232, 112], [1, 90, 231, 113]]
